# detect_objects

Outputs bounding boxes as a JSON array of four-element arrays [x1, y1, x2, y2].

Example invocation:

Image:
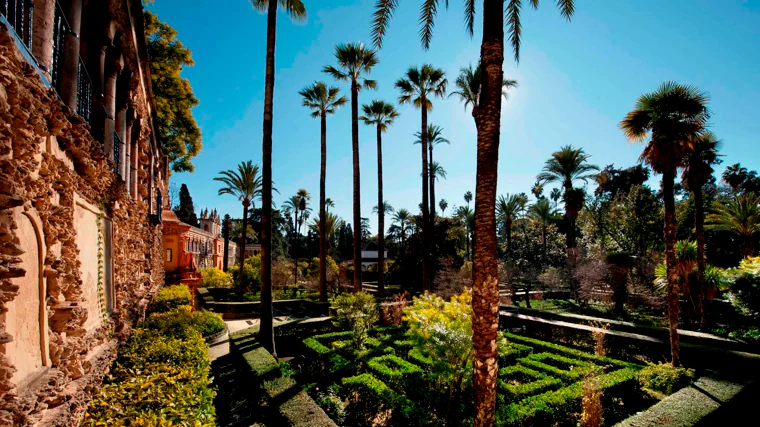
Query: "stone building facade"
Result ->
[[0, 1, 168, 425]]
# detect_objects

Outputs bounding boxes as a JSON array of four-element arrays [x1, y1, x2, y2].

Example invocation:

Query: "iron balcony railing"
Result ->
[[51, 1, 67, 90], [77, 58, 93, 123], [156, 190, 162, 222], [1, 0, 34, 50], [113, 131, 121, 175]]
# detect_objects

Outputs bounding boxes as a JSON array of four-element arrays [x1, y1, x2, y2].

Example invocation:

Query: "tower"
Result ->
[[199, 207, 220, 235]]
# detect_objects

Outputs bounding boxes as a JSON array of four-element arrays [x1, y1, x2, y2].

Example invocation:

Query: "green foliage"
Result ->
[[724, 256, 760, 318], [144, 306, 224, 339], [497, 365, 563, 400], [315, 385, 347, 425], [83, 306, 215, 425], [200, 267, 232, 288], [306, 255, 340, 278], [404, 290, 473, 396], [367, 354, 424, 387], [729, 327, 760, 341], [637, 363, 695, 394], [173, 183, 199, 226], [150, 285, 192, 313], [144, 12, 201, 173], [332, 292, 378, 350], [190, 310, 226, 337], [227, 255, 262, 293]]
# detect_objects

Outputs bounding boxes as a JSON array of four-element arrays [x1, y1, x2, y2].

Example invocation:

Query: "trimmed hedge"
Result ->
[[367, 354, 424, 387], [497, 367, 639, 426], [150, 284, 192, 313], [83, 303, 215, 426], [497, 365, 563, 400], [504, 332, 632, 369]]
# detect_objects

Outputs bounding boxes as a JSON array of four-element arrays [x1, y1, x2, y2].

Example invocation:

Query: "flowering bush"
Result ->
[[200, 267, 232, 288], [724, 256, 760, 318]]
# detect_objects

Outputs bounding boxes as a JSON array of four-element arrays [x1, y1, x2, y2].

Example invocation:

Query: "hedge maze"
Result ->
[[302, 327, 644, 426]]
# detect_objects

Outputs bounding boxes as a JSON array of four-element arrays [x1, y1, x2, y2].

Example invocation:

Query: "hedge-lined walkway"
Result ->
[[209, 320, 335, 427]]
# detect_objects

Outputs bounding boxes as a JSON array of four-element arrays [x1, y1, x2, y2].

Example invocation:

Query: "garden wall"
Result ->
[[0, 11, 167, 426]]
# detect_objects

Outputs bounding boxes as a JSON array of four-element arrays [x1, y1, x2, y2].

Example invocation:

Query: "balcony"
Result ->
[[1, 0, 34, 51], [113, 130, 121, 174]]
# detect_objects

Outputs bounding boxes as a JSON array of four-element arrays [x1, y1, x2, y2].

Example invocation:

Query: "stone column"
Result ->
[[59, 0, 83, 109], [115, 102, 127, 177], [103, 54, 122, 163], [32, 0, 55, 80]]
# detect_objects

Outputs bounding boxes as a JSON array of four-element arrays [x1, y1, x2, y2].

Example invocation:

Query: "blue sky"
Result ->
[[148, 0, 760, 232]]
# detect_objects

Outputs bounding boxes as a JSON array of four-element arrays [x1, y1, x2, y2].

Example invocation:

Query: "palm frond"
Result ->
[[371, 0, 399, 49], [506, 0, 523, 63], [419, 0, 441, 50], [464, 0, 476, 36]]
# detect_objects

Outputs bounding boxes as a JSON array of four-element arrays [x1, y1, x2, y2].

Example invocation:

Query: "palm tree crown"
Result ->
[[450, 62, 518, 113], [415, 124, 449, 146], [529, 198, 560, 226], [250, 0, 306, 19], [430, 162, 447, 182], [537, 145, 599, 190], [323, 42, 378, 89], [360, 100, 399, 130], [497, 194, 528, 225], [299, 81, 347, 117], [620, 81, 711, 174], [706, 194, 760, 238], [395, 64, 447, 108], [682, 131, 721, 191], [373, 201, 395, 215], [214, 161, 262, 207]]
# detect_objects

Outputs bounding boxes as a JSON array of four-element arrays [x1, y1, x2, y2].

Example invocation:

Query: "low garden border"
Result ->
[[198, 287, 330, 319]]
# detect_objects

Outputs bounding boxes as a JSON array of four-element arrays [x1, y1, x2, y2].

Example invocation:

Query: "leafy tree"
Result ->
[[620, 81, 710, 367], [372, 1, 576, 420], [537, 145, 599, 265], [707, 194, 760, 258], [173, 183, 199, 227], [214, 161, 262, 290], [143, 12, 201, 173], [324, 42, 378, 292], [396, 64, 447, 292], [300, 82, 346, 302], [404, 290, 473, 423], [332, 292, 378, 350], [595, 164, 650, 199], [415, 124, 450, 218], [362, 100, 399, 297], [250, 0, 307, 356], [722, 164, 760, 195]]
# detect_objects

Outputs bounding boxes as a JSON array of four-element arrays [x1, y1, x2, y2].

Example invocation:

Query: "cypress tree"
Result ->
[[174, 184, 199, 227]]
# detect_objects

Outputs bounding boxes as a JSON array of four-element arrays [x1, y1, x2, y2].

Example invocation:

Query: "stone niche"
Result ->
[[74, 196, 103, 332], [2, 208, 48, 389]]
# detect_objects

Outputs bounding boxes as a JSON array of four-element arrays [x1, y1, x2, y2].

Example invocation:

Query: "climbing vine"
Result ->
[[96, 213, 107, 321]]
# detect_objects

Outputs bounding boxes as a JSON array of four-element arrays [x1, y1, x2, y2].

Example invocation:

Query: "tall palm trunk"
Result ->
[[259, 0, 277, 355], [420, 95, 431, 291], [351, 79, 362, 292], [472, 2, 504, 425], [429, 143, 436, 218], [319, 112, 328, 302], [693, 186, 707, 329], [239, 200, 250, 290], [663, 169, 681, 367], [293, 209, 299, 285], [377, 124, 386, 298], [741, 236, 755, 258]]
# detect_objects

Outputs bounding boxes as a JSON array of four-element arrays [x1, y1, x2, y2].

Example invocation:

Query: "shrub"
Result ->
[[367, 354, 423, 387], [315, 385, 347, 425], [83, 307, 215, 425], [228, 255, 262, 292], [725, 256, 760, 318], [637, 363, 695, 394], [191, 309, 226, 337], [145, 306, 224, 338], [332, 292, 378, 350], [150, 285, 192, 313], [729, 327, 760, 341], [200, 267, 233, 288]]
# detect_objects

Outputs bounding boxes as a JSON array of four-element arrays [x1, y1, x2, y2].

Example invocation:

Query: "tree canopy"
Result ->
[[144, 11, 202, 173]]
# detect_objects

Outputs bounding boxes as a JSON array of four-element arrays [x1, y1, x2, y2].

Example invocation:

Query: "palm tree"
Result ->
[[537, 145, 599, 265], [464, 191, 473, 260], [497, 194, 527, 256], [283, 190, 311, 285], [430, 161, 448, 214], [392, 208, 412, 254], [325, 198, 335, 212], [300, 81, 347, 302], [396, 65, 446, 291], [531, 181, 544, 199], [415, 124, 450, 218], [324, 42, 378, 292], [214, 161, 261, 289], [682, 131, 721, 329], [250, 0, 306, 356], [620, 81, 710, 367], [439, 199, 449, 217], [372, 2, 575, 422], [528, 198, 559, 264], [707, 194, 760, 258], [308, 211, 344, 255], [361, 100, 399, 297], [450, 61, 518, 116]]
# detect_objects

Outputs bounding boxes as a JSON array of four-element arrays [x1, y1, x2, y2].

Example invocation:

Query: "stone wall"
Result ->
[[0, 19, 165, 426]]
